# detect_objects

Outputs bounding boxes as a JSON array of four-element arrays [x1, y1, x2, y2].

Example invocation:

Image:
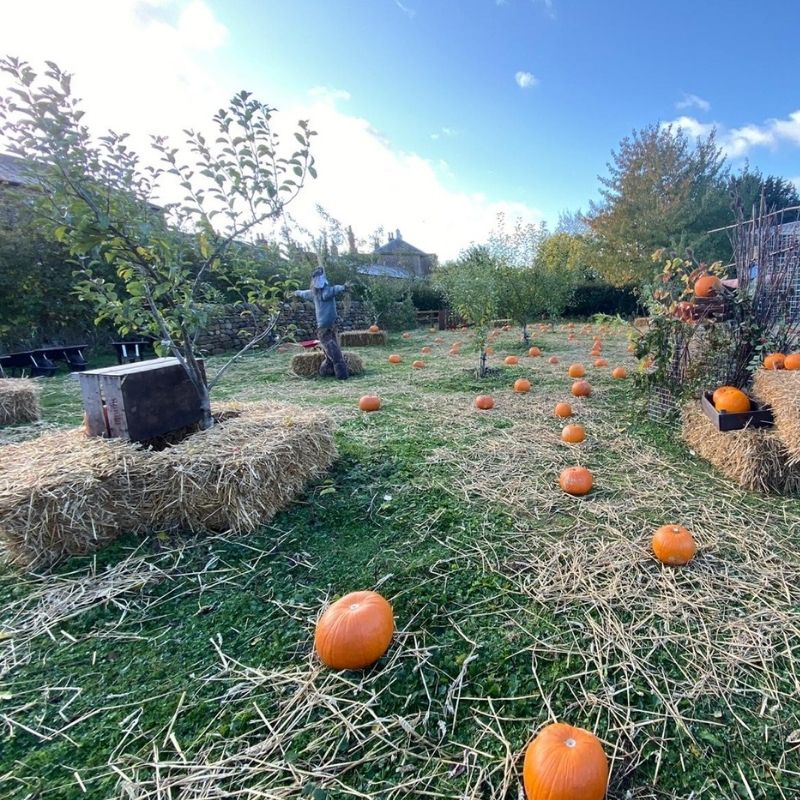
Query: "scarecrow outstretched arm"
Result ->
[[294, 289, 313, 300]]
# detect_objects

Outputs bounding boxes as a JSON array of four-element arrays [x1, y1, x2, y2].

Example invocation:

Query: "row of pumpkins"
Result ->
[[323, 327, 699, 799]]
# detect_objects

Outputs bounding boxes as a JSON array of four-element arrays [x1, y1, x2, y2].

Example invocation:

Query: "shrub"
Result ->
[[563, 282, 641, 318]]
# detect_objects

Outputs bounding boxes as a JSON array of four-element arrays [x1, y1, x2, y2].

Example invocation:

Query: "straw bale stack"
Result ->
[[291, 350, 363, 377], [681, 401, 800, 494], [0, 402, 337, 568], [338, 330, 387, 347], [0, 379, 41, 425], [752, 368, 800, 464]]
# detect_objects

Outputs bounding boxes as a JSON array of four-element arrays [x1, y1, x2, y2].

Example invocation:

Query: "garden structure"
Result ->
[[2, 320, 800, 800]]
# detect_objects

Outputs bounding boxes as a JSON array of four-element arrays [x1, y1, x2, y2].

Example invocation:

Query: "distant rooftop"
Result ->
[[0, 153, 36, 187], [374, 228, 429, 256], [357, 263, 411, 279]]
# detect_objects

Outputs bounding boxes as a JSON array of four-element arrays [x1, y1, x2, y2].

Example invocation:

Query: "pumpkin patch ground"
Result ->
[[1, 325, 799, 799]]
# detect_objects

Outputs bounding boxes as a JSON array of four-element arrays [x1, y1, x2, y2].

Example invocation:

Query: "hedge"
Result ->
[[563, 282, 641, 318]]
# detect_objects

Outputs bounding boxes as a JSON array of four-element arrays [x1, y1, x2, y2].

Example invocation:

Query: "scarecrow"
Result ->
[[295, 267, 351, 379]]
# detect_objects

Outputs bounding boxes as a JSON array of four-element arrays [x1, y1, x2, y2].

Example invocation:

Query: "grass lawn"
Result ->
[[2, 323, 800, 799]]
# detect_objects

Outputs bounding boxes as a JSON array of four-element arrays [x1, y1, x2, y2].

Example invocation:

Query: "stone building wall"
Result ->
[[194, 300, 373, 354]]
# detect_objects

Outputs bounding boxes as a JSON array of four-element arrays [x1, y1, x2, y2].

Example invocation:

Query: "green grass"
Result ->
[[2, 326, 800, 799]]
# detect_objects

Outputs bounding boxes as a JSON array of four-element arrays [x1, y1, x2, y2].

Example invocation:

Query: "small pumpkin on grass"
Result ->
[[421, 346, 432, 354], [554, 402, 573, 418], [412, 360, 425, 369], [528, 347, 541, 357], [388, 354, 402, 364], [548, 356, 559, 365], [652, 524, 696, 566], [358, 395, 381, 412], [571, 380, 592, 397], [314, 590, 394, 670], [523, 722, 608, 800], [568, 364, 585, 378], [559, 466, 593, 496], [485, 346, 495, 356], [505, 355, 520, 366], [611, 367, 627, 380], [475, 395, 495, 410], [593, 358, 608, 368], [401, 332, 412, 339], [763, 353, 786, 370], [561, 424, 586, 444], [514, 378, 531, 393]]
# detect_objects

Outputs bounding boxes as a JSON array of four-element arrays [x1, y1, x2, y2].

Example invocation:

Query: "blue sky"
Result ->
[[3, 0, 800, 257]]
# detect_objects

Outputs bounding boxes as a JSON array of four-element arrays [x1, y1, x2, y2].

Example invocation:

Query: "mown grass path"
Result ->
[[2, 324, 799, 799]]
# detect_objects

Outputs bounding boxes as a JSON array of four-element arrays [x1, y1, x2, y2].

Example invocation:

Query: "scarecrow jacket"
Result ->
[[295, 285, 346, 329]]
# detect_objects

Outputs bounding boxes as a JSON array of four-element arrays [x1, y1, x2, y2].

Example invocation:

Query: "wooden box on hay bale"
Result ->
[[78, 357, 206, 442], [338, 330, 388, 347], [291, 350, 363, 377], [700, 391, 773, 431], [752, 368, 800, 464], [681, 401, 800, 494], [0, 378, 41, 425]]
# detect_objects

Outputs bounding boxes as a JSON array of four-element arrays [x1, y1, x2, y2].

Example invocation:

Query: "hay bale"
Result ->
[[290, 350, 364, 377], [680, 401, 800, 494], [752, 369, 800, 464], [0, 430, 146, 568], [0, 402, 337, 568], [338, 330, 387, 347], [137, 402, 336, 533], [0, 379, 41, 425]]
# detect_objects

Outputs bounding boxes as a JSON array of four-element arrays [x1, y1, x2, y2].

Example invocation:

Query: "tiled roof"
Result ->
[[0, 153, 36, 186], [357, 263, 412, 279]]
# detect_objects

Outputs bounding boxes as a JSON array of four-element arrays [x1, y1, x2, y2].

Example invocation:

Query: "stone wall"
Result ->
[[194, 301, 373, 355]]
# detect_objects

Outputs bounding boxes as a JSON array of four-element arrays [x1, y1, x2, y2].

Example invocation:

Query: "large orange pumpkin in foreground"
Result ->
[[712, 386, 750, 414], [505, 355, 520, 366], [694, 274, 722, 298], [388, 354, 402, 364], [523, 722, 608, 800], [763, 353, 785, 370], [314, 590, 394, 670], [475, 395, 495, 410], [651, 524, 696, 566], [561, 424, 586, 444], [559, 466, 593, 496], [514, 378, 532, 393], [554, 402, 573, 418], [784, 353, 800, 370], [358, 395, 381, 412], [368, 324, 380, 333], [568, 363, 585, 378], [571, 380, 592, 397]]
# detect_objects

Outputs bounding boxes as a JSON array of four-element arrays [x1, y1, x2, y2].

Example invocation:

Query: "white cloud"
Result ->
[[676, 93, 710, 113], [393, 0, 416, 19], [430, 126, 459, 140], [669, 110, 800, 159], [515, 71, 539, 89], [0, 0, 544, 260], [534, 0, 556, 19]]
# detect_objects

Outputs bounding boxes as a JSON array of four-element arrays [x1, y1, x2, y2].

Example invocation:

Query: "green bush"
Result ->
[[410, 279, 445, 311], [564, 282, 641, 318]]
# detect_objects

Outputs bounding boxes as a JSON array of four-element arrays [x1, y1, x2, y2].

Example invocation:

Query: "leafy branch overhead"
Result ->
[[0, 56, 318, 427]]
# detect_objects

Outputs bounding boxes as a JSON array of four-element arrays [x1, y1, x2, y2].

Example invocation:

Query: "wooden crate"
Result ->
[[78, 357, 206, 442], [700, 391, 773, 431]]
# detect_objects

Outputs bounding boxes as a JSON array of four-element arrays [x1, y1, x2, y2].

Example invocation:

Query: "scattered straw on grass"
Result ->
[[681, 401, 800, 493], [0, 379, 41, 426], [339, 330, 388, 347], [290, 350, 364, 377], [753, 368, 800, 465]]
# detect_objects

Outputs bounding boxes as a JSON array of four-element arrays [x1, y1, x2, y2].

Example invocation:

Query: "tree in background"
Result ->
[[434, 246, 501, 377], [587, 124, 729, 287], [728, 165, 800, 221], [0, 57, 317, 428]]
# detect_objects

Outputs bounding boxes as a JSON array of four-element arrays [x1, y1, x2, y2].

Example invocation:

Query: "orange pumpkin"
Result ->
[[421, 346, 432, 354], [559, 466, 593, 496], [504, 355, 520, 366], [514, 378, 531, 393], [548, 356, 559, 365], [627, 343, 635, 353], [784, 353, 800, 370], [567, 322, 575, 329], [412, 360, 425, 369], [694, 274, 722, 298], [388, 354, 402, 364], [358, 395, 381, 412], [401, 332, 411, 339], [567, 334, 576, 341], [651, 524, 696, 566], [763, 353, 785, 370], [611, 367, 627, 380], [368, 324, 380, 333], [712, 386, 750, 414], [314, 590, 394, 670], [449, 348, 460, 356], [554, 402, 573, 418], [568, 364, 585, 378], [593, 358, 608, 368], [561, 424, 586, 444], [528, 347, 541, 357], [475, 394, 495, 410], [523, 722, 608, 800], [571, 380, 592, 397]]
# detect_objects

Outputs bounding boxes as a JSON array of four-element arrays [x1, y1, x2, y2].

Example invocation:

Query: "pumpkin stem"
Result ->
[[565, 738, 577, 748]]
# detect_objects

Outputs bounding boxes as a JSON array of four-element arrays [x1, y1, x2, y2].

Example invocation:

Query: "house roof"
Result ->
[[0, 153, 36, 187], [375, 237, 428, 256], [357, 263, 412, 279]]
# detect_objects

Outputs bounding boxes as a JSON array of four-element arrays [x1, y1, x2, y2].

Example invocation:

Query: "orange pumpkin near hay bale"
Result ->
[[559, 466, 593, 496], [763, 353, 786, 370], [0, 379, 41, 426], [358, 395, 381, 412], [651, 524, 696, 566], [314, 590, 394, 670], [368, 324, 380, 333], [712, 386, 750, 414], [523, 722, 608, 800]]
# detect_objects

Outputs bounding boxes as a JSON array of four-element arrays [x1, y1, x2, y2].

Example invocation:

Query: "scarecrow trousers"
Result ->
[[318, 327, 348, 380]]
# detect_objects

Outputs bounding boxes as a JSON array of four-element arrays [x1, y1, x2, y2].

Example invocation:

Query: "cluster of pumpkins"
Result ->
[[343, 324, 702, 798]]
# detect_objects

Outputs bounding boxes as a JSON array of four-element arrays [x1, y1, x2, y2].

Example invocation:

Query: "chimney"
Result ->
[[395, 228, 402, 241], [388, 232, 394, 241]]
